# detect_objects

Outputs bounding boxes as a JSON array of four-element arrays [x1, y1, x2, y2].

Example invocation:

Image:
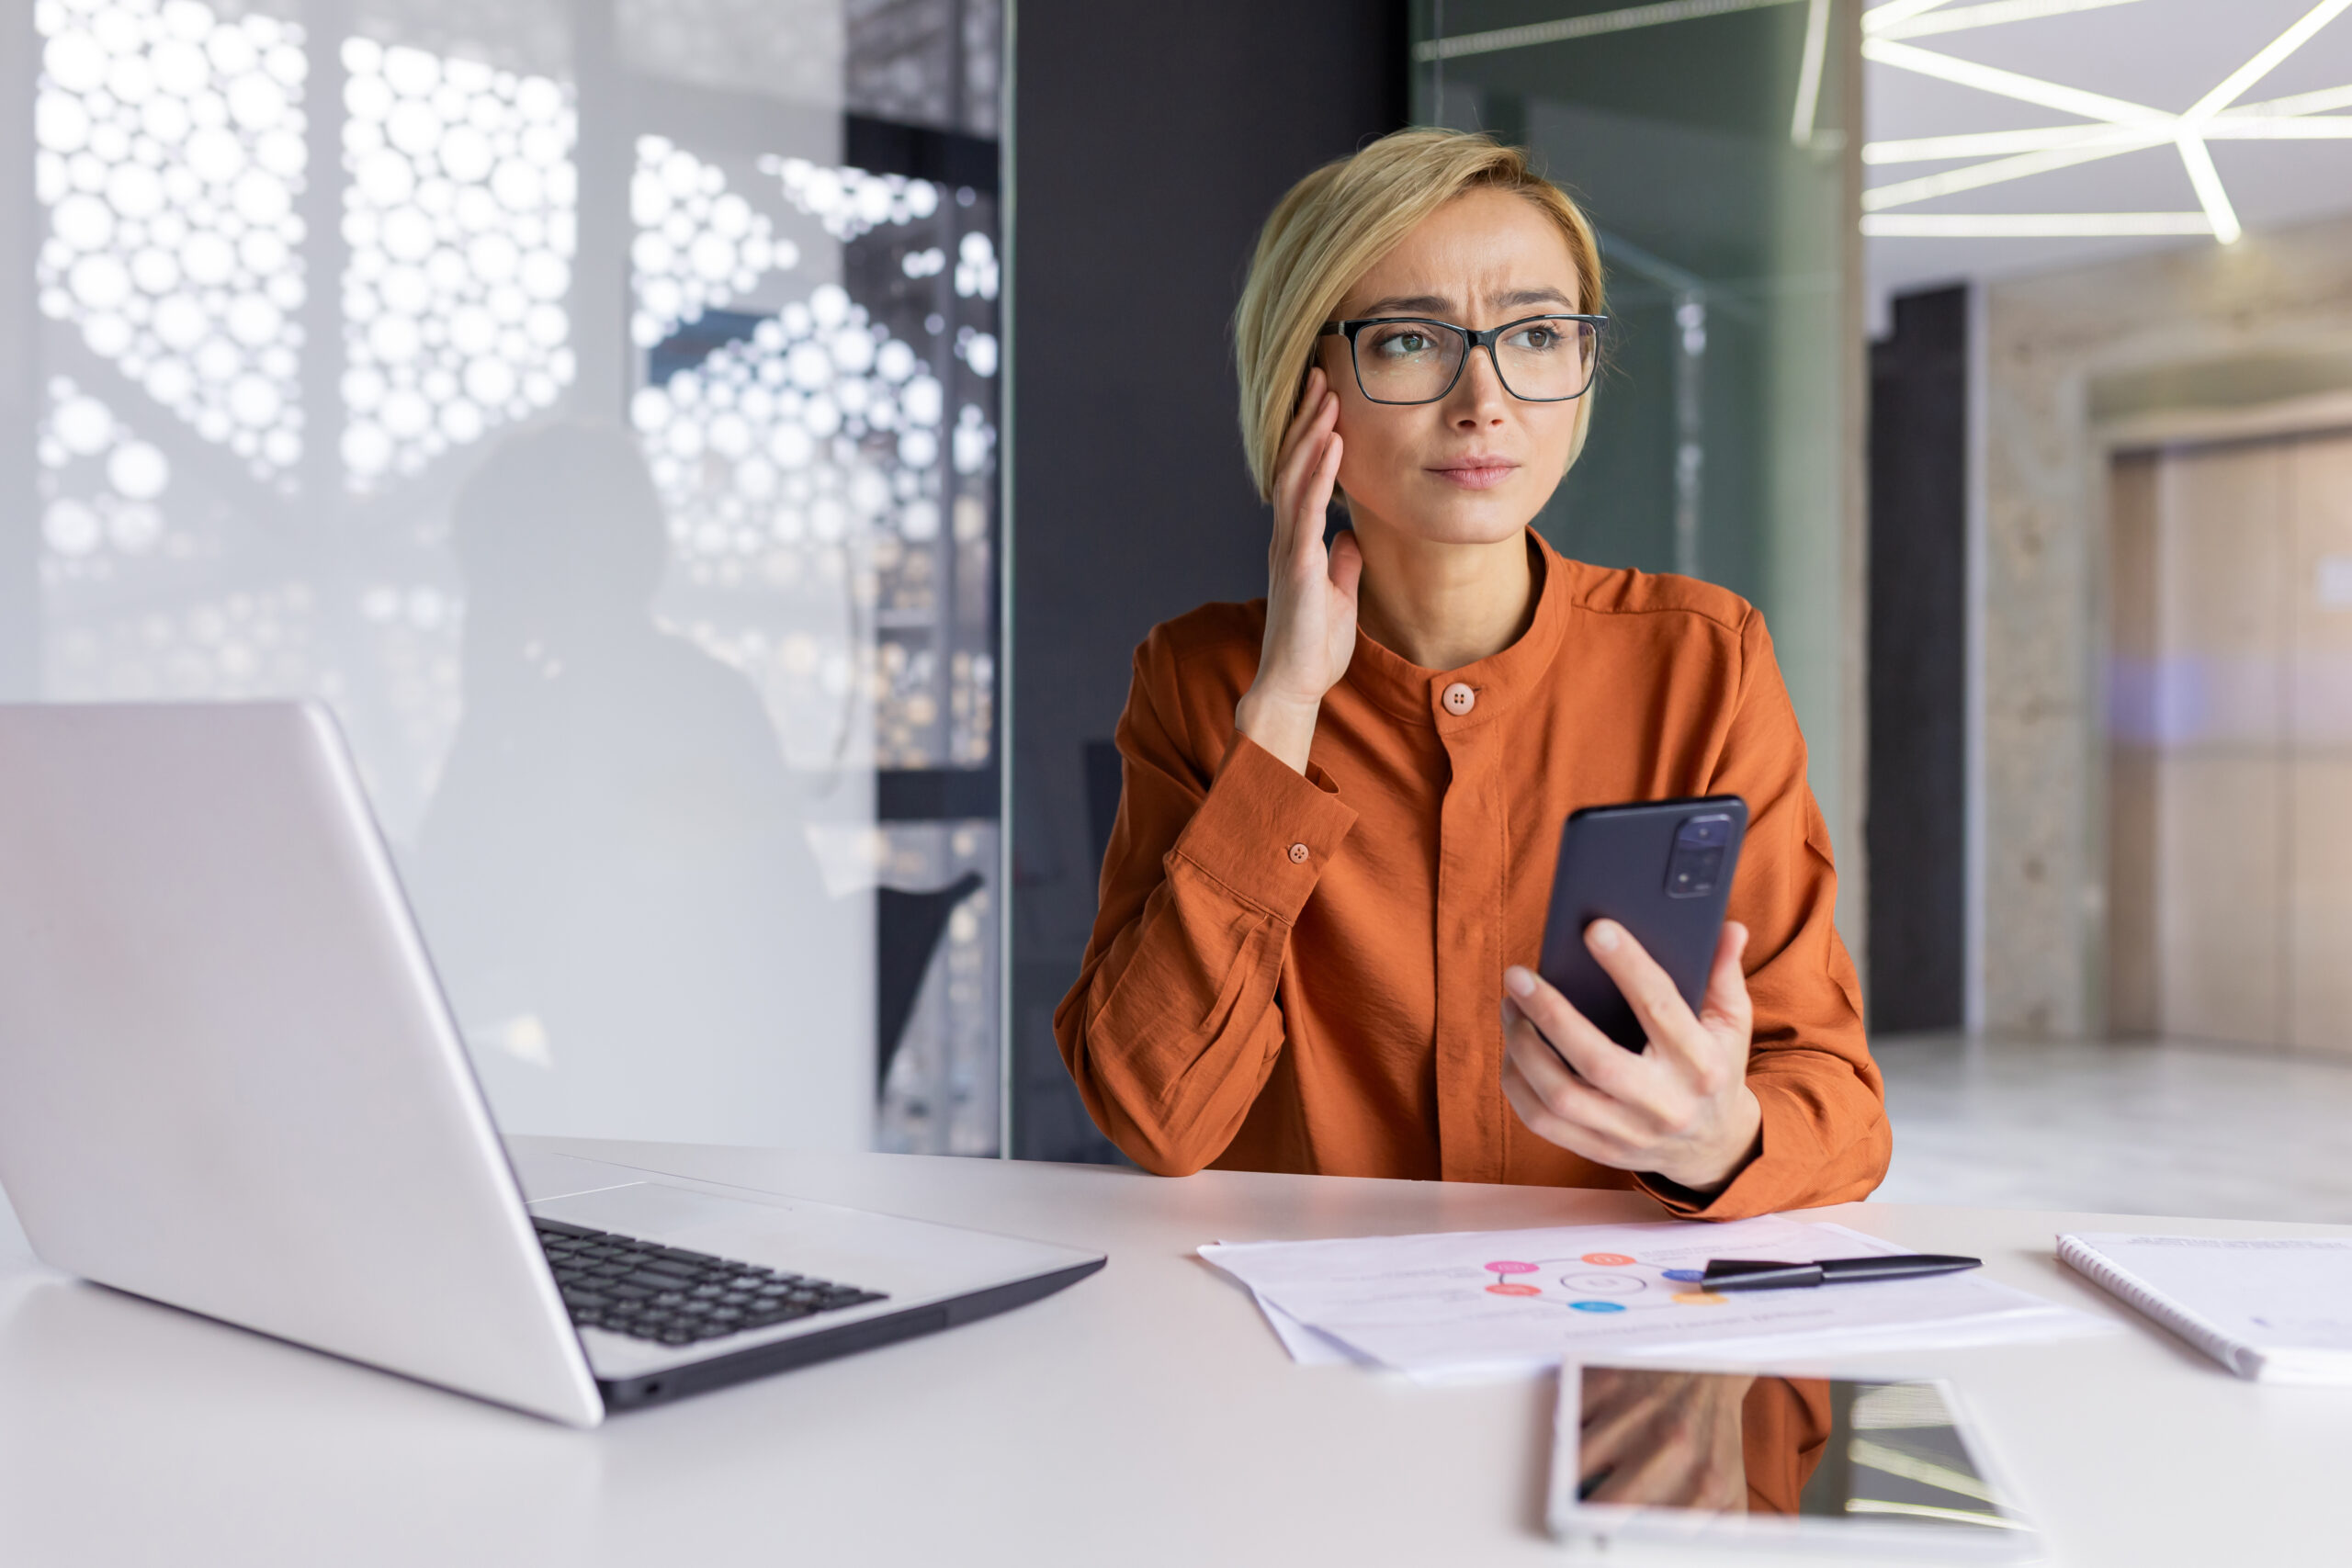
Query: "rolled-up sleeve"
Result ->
[[1054, 631, 1355, 1175]]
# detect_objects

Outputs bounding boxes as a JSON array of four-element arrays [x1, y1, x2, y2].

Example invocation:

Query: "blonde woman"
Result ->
[[1053, 130, 1887, 1218]]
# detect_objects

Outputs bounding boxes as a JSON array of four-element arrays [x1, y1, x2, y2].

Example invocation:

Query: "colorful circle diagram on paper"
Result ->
[[1473, 1251, 1753, 1314], [1485, 1259, 1542, 1297]]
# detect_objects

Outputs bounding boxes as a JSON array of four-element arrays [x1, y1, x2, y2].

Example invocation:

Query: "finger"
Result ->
[[1293, 429, 1343, 569], [1500, 1043, 1647, 1165], [1696, 920, 1754, 1041], [1272, 370, 1329, 498], [1327, 523, 1363, 602], [1272, 389, 1340, 519], [1583, 921, 1708, 1075], [1501, 994, 1587, 1100], [1274, 413, 1340, 572], [1273, 438, 1339, 588], [1268, 407, 1339, 573], [1279, 366, 1329, 454], [1500, 1021, 1649, 1149], [1504, 971, 1694, 1141], [1502, 1065, 1640, 1173], [1503, 965, 1646, 1100]]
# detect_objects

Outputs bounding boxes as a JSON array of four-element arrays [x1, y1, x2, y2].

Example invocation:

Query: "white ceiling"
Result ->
[[1863, 0, 2352, 321]]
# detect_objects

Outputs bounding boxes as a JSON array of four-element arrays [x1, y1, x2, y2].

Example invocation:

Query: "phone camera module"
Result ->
[[1675, 815, 1733, 849], [1665, 815, 1732, 898]]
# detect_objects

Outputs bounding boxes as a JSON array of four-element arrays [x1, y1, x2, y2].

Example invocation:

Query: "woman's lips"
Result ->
[[1428, 459, 1520, 491]]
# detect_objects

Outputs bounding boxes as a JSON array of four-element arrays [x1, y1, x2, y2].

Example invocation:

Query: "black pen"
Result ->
[[1699, 1254, 1983, 1292]]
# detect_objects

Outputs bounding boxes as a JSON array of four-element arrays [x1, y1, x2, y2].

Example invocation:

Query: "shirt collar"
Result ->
[[1341, 529, 1571, 730]]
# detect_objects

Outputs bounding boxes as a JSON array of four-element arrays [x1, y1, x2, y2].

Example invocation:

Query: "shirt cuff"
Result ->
[[1634, 1084, 1804, 1222], [1169, 731, 1358, 924]]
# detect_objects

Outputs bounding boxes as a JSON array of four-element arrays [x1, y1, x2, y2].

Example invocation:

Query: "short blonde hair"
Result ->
[[1234, 129, 1607, 501]]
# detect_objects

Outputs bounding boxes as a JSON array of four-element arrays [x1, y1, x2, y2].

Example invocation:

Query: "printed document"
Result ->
[[1204, 1214, 2110, 1379]]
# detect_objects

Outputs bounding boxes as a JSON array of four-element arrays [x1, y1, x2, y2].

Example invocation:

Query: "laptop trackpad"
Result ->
[[510, 1149, 1089, 1297], [530, 1175, 947, 1295], [509, 1149, 658, 1204], [536, 1179, 798, 1242], [511, 1151, 814, 1252]]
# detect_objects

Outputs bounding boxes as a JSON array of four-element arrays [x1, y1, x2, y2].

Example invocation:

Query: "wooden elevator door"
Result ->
[[2109, 429, 2352, 1051]]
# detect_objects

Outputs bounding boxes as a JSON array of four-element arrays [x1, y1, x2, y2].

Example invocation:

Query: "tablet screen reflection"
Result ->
[[1576, 1367, 2016, 1529]]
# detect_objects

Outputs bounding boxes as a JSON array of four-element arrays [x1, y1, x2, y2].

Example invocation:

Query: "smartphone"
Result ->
[[1534, 795, 1747, 1053]]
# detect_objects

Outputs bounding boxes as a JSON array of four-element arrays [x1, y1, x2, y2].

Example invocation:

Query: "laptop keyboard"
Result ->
[[534, 1217, 888, 1348]]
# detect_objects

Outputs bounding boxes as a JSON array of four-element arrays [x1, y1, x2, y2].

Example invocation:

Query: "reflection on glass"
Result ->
[[340, 35, 578, 488], [872, 818, 997, 1154], [35, 2, 311, 485], [25, 0, 1003, 1156], [1576, 1366, 2021, 1529], [413, 422, 831, 1144]]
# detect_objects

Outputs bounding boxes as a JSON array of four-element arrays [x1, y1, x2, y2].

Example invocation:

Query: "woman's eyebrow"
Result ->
[[1349, 287, 1578, 319], [1351, 293, 1454, 317]]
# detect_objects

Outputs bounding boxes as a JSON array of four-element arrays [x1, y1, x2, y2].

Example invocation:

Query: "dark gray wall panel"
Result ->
[[1866, 286, 1967, 1033], [1011, 1, 1407, 1159]]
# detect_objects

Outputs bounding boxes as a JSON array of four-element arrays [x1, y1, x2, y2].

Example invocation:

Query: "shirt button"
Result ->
[[1442, 682, 1476, 716], [1287, 842, 1310, 864]]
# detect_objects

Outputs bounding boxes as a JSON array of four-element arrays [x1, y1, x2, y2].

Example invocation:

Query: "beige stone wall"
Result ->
[[1983, 213, 2352, 1035]]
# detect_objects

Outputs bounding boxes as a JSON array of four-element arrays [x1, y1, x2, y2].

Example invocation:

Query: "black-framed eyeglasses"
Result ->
[[1317, 314, 1606, 405]]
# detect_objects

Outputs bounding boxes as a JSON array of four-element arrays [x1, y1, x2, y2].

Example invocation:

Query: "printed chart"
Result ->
[[1203, 1218, 2112, 1378], [1481, 1251, 1728, 1312]]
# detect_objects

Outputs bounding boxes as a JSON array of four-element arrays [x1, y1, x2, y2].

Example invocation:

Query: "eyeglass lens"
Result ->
[[1352, 319, 1597, 404]]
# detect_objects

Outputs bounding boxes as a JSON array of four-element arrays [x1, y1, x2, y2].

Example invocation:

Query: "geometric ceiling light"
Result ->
[[1863, 0, 2352, 243], [1868, 0, 2147, 38]]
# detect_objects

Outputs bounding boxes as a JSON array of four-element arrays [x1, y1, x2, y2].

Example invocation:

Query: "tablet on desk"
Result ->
[[1550, 1363, 2041, 1561]]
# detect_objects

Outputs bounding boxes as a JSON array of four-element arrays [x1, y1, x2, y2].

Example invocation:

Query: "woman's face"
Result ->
[[1317, 187, 1589, 548]]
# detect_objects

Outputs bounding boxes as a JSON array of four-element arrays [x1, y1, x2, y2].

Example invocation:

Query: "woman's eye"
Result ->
[[1372, 331, 1430, 357], [1510, 326, 1559, 352]]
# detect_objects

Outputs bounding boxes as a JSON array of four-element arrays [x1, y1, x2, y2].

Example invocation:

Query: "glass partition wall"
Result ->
[[10, 0, 1005, 1155], [1411, 0, 1865, 919]]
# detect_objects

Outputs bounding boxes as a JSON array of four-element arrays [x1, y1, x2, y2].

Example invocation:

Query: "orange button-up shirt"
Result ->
[[1054, 532, 1889, 1219]]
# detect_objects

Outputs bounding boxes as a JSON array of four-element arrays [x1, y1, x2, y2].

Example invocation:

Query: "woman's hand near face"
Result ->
[[1499, 920, 1764, 1196], [1236, 367, 1363, 774]]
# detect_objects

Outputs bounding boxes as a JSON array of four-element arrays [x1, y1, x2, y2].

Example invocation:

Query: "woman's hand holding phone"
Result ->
[[1499, 919, 1764, 1196], [1236, 367, 1363, 775]]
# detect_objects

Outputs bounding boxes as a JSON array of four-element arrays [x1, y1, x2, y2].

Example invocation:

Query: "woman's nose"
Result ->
[[1450, 346, 1511, 424]]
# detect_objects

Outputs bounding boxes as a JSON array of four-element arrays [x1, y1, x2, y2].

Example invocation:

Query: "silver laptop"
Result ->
[[0, 702, 1102, 1427]]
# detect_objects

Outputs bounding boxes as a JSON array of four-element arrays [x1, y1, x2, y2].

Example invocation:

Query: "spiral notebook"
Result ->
[[2058, 1233, 2352, 1384]]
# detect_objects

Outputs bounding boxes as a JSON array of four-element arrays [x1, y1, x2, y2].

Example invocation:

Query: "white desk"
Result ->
[[1, 1138, 2345, 1566]]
